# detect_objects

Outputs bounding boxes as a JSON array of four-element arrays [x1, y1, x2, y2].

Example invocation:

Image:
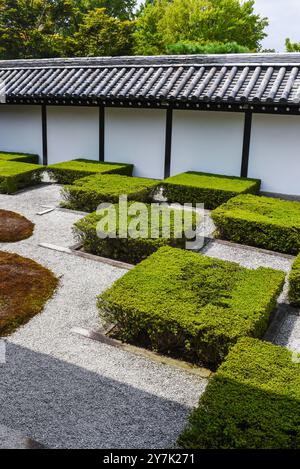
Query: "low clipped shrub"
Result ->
[[61, 174, 159, 212], [212, 194, 300, 254], [179, 338, 300, 449], [74, 203, 200, 264], [162, 171, 260, 209], [0, 161, 44, 194], [289, 254, 300, 307], [97, 247, 284, 368], [0, 151, 39, 164], [0, 210, 34, 242], [0, 251, 58, 335], [47, 158, 134, 184]]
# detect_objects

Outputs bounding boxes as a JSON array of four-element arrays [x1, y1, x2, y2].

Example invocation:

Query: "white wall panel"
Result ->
[[171, 110, 244, 177], [47, 106, 99, 164], [248, 114, 300, 195], [105, 108, 166, 179], [0, 105, 43, 160]]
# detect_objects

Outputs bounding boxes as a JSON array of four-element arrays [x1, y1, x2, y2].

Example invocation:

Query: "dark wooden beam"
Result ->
[[241, 111, 252, 177], [99, 104, 105, 162], [164, 108, 173, 179], [41, 104, 48, 166]]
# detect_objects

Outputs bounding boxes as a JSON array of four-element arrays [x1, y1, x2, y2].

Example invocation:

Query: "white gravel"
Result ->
[[0, 184, 207, 449]]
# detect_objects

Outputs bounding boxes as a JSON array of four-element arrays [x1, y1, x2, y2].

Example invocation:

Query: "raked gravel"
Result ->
[[0, 185, 207, 449], [0, 184, 299, 448]]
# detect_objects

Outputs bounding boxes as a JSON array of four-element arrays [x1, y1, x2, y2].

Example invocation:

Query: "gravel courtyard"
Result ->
[[0, 183, 299, 448]]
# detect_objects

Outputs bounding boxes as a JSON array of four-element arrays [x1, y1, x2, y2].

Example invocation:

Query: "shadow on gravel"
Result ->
[[0, 342, 193, 449]]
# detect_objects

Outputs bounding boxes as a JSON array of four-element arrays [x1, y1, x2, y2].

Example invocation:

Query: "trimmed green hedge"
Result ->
[[212, 194, 300, 255], [0, 151, 39, 164], [74, 204, 200, 264], [97, 247, 284, 368], [289, 254, 300, 307], [47, 158, 134, 184], [61, 174, 159, 212], [179, 337, 300, 449], [0, 161, 44, 194], [162, 171, 261, 209]]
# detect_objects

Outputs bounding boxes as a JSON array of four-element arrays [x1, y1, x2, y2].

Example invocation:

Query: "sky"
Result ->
[[136, 0, 300, 52]]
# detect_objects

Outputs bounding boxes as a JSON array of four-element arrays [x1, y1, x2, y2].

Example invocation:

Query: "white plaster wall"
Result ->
[[171, 110, 244, 177], [0, 105, 43, 160], [105, 108, 166, 179], [47, 106, 99, 164], [248, 114, 300, 195]]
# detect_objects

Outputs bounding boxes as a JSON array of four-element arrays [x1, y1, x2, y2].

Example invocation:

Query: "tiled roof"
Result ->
[[1, 53, 300, 106]]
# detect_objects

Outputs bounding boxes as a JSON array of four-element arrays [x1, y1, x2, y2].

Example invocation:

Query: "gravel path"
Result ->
[[0, 185, 207, 449], [0, 185, 299, 448]]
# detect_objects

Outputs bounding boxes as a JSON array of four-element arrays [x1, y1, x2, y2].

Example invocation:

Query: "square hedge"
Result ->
[[47, 158, 134, 184], [74, 204, 200, 264], [0, 151, 39, 164], [162, 171, 261, 209], [212, 194, 300, 255], [97, 247, 284, 368], [289, 254, 300, 307], [61, 174, 159, 212], [0, 161, 44, 194], [179, 338, 300, 449]]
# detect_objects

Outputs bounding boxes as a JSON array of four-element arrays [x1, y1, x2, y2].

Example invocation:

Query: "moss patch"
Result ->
[[0, 251, 58, 335], [0, 210, 34, 242]]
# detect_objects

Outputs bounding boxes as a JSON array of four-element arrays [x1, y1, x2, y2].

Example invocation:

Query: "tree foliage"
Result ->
[[286, 38, 300, 53], [133, 0, 268, 55], [166, 41, 250, 55]]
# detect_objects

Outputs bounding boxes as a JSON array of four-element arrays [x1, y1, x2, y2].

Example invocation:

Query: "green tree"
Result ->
[[0, 0, 78, 58], [77, 1, 136, 19], [70, 8, 134, 56], [166, 41, 250, 55], [286, 38, 300, 52], [133, 0, 268, 55]]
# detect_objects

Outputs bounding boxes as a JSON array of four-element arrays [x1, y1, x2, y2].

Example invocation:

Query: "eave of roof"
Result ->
[[0, 53, 300, 108]]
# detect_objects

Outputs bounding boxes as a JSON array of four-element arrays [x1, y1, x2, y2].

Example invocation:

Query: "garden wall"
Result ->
[[248, 114, 300, 196], [170, 110, 244, 177], [0, 105, 43, 160]]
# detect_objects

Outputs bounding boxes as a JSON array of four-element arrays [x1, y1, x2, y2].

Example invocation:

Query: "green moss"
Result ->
[[162, 171, 261, 209], [47, 158, 134, 184], [74, 203, 200, 264], [289, 254, 300, 306], [0, 161, 44, 194], [0, 151, 39, 164], [179, 338, 300, 449], [212, 194, 300, 254], [97, 247, 285, 368], [62, 174, 159, 212], [0, 251, 58, 335]]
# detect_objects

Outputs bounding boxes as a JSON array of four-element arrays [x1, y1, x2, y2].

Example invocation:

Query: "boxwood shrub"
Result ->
[[212, 194, 300, 255], [61, 174, 159, 212], [97, 247, 284, 368], [47, 158, 134, 184], [0, 151, 39, 164], [289, 254, 300, 307], [179, 337, 300, 449], [162, 171, 261, 209], [74, 204, 200, 264], [0, 161, 44, 194]]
